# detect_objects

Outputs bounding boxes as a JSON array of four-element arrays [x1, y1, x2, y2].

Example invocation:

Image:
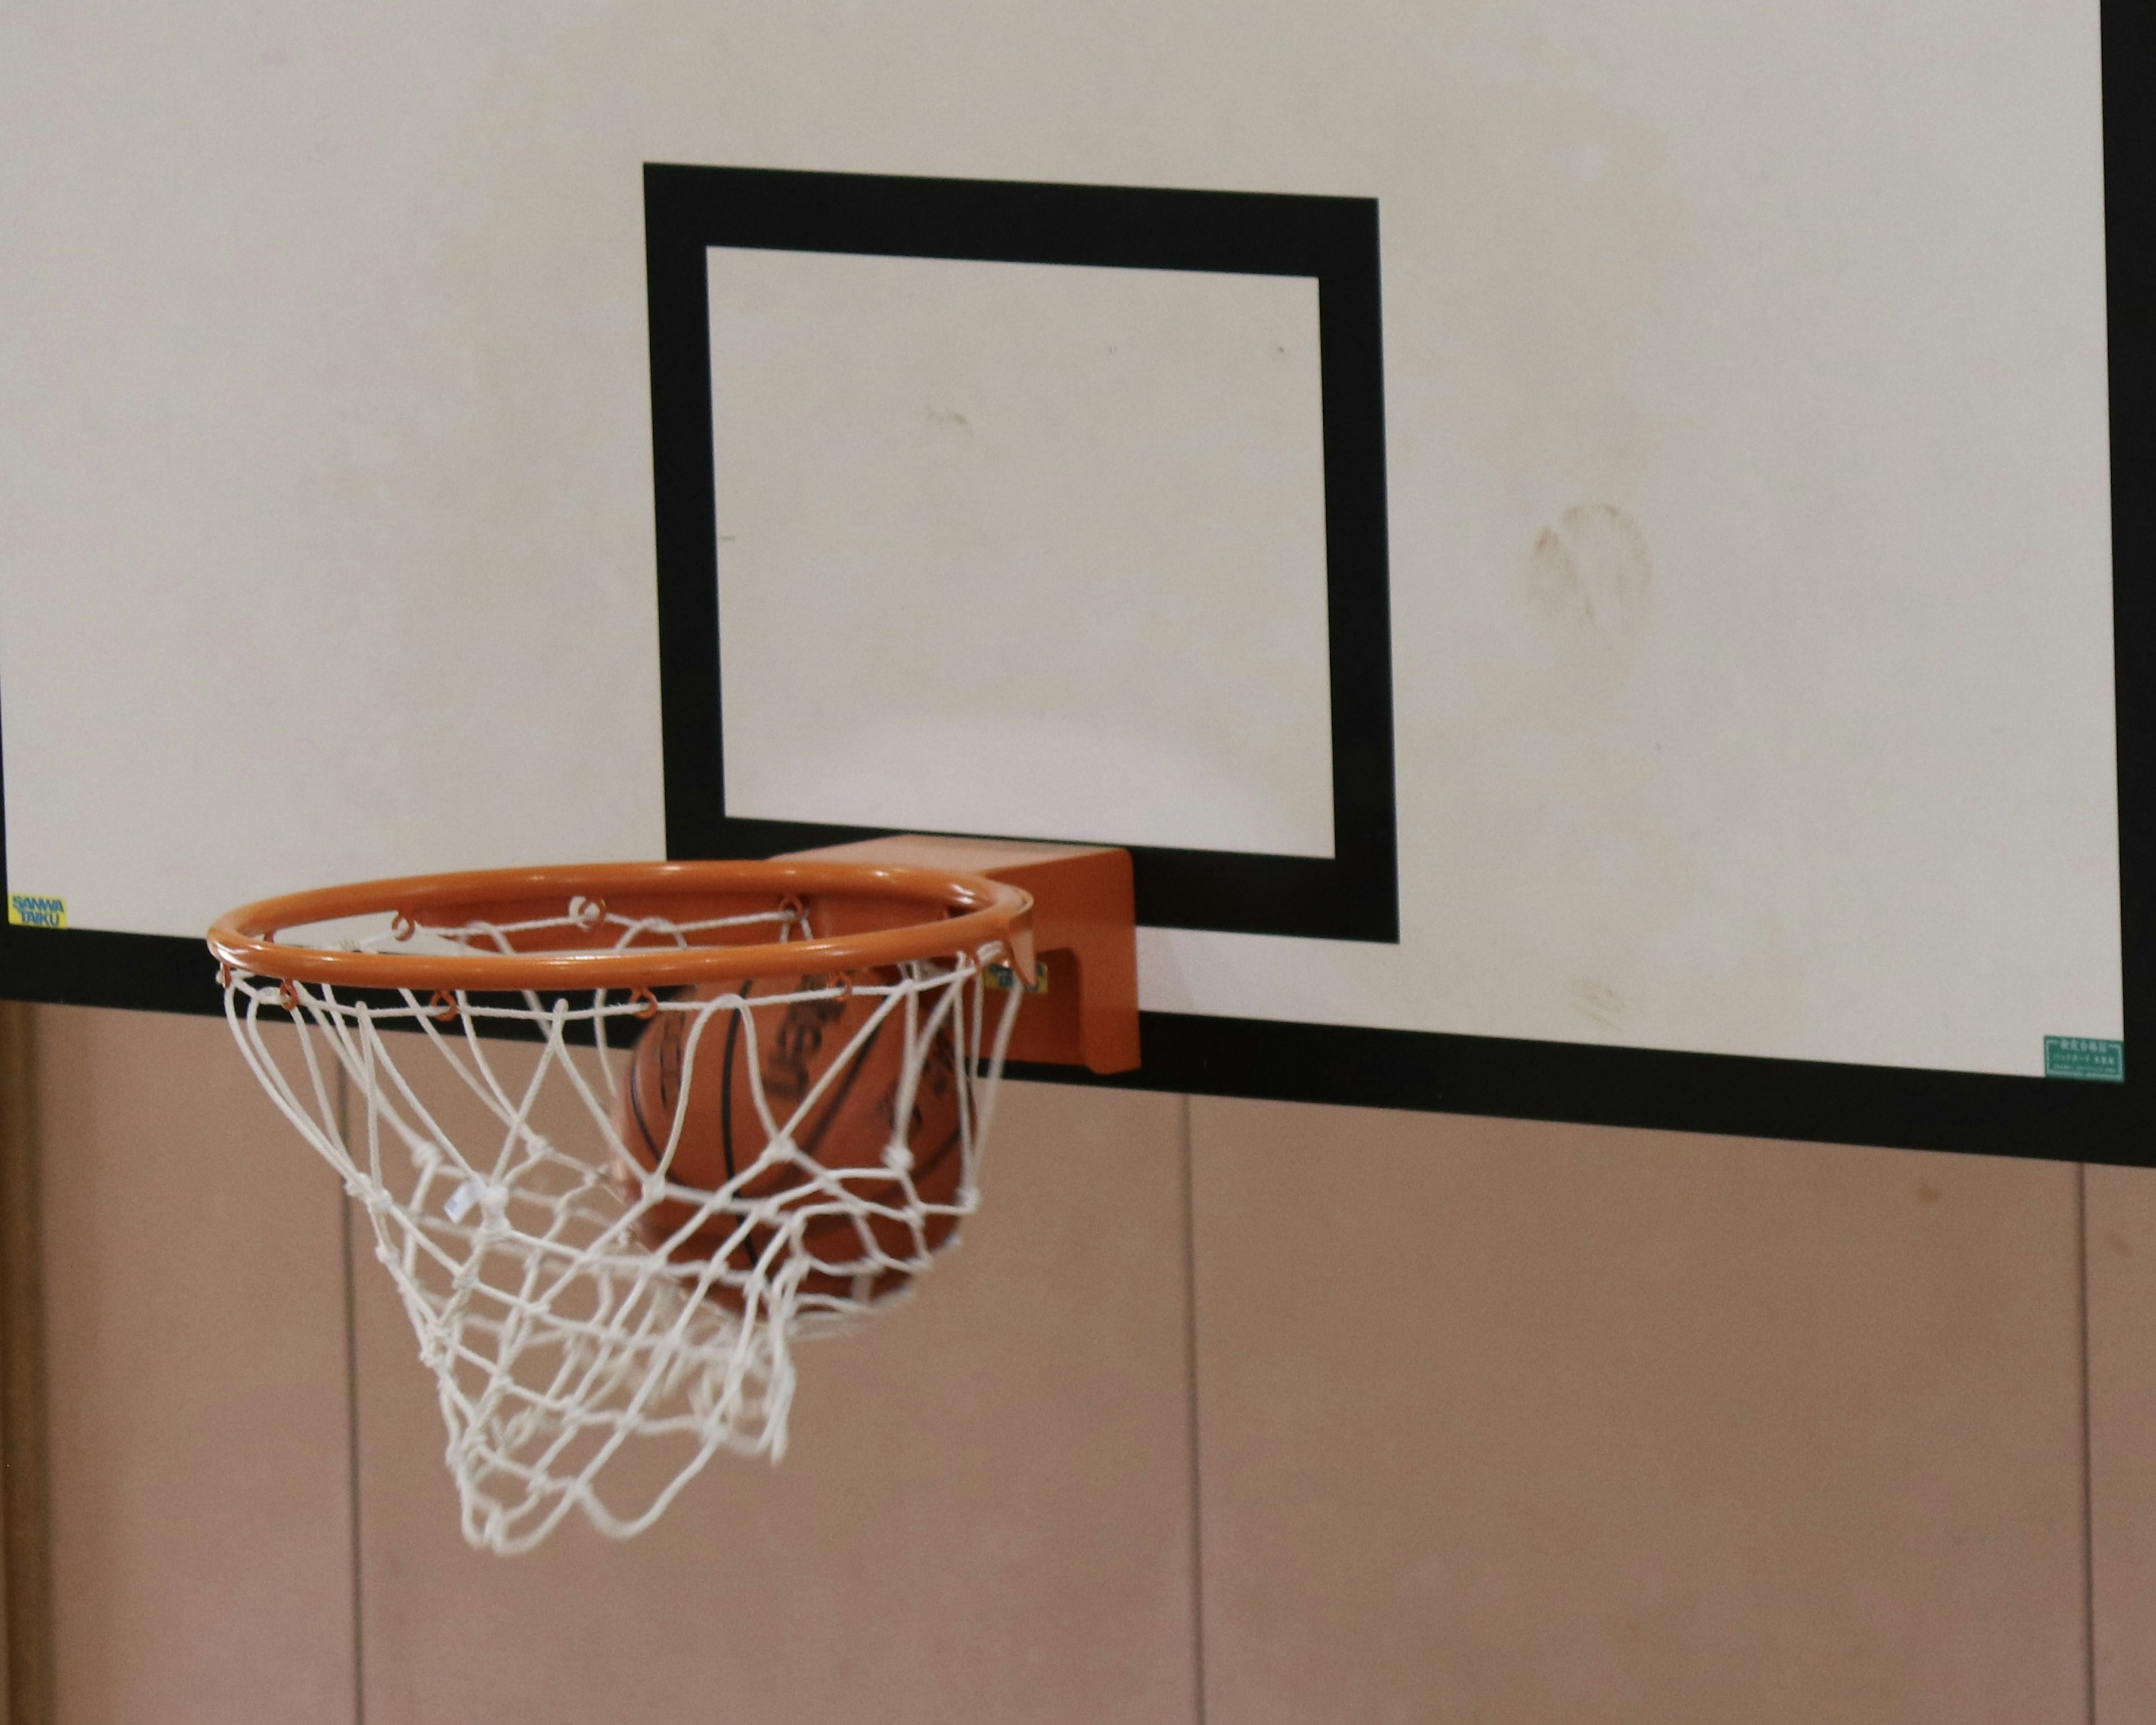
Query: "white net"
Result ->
[[222, 896, 1021, 1554]]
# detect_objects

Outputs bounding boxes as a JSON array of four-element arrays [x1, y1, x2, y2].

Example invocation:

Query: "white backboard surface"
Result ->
[[0, 1, 2124, 1114], [709, 248, 1335, 858]]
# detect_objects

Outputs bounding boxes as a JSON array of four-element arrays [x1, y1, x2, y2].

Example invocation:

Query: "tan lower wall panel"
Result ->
[[1190, 1098, 2086, 1725], [352, 1078, 1198, 1725], [2088, 1162, 2156, 1724], [38, 1006, 356, 1725]]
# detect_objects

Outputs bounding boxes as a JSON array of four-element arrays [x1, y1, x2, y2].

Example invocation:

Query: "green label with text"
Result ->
[[2045, 1036, 2123, 1083]]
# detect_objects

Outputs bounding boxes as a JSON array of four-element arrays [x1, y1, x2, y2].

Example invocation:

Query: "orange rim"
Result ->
[[208, 860, 1035, 994]]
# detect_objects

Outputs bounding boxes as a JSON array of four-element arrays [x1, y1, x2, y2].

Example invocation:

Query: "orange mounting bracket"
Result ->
[[777, 834, 1140, 1074]]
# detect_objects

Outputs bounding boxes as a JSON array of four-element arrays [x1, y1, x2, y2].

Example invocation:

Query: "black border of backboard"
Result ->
[[0, 32, 2148, 1171], [642, 162, 1400, 943]]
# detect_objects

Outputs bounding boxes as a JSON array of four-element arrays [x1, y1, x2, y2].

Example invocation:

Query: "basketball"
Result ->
[[612, 972, 966, 1308]]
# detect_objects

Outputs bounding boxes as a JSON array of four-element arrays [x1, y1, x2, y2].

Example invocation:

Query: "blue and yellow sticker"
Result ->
[[984, 959, 1049, 994], [6, 894, 65, 929], [2044, 1035, 2123, 1083]]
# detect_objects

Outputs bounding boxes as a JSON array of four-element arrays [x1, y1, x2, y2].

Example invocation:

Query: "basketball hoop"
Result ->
[[210, 860, 1033, 1554]]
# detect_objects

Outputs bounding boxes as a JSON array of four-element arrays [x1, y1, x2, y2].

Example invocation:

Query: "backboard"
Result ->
[[0, 1, 2145, 1162]]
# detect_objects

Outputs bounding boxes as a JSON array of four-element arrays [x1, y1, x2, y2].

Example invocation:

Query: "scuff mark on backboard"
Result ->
[[1529, 503, 1652, 646]]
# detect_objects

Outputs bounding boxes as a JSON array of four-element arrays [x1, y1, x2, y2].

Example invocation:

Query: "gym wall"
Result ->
[[27, 1003, 2156, 1723]]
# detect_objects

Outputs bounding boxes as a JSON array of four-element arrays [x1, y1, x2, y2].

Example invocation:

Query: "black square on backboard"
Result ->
[[643, 162, 1399, 942]]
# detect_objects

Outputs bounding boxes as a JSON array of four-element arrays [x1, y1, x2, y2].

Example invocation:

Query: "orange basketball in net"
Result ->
[[612, 971, 966, 1310]]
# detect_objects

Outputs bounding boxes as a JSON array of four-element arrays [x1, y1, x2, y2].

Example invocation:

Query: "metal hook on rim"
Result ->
[[428, 988, 460, 1023], [631, 986, 660, 1020], [390, 911, 416, 942], [277, 978, 302, 1014]]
